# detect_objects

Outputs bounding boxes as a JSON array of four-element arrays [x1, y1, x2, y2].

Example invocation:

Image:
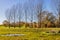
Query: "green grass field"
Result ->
[[0, 26, 60, 40]]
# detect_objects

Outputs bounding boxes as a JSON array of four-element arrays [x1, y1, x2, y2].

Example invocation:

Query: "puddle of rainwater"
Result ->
[[0, 34, 25, 36]]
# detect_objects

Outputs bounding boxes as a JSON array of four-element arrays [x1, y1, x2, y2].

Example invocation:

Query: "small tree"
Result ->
[[3, 20, 10, 27]]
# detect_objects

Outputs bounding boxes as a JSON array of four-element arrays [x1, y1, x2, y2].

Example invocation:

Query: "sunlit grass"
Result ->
[[0, 26, 60, 40]]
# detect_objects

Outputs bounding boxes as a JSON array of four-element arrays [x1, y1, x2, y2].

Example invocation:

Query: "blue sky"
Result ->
[[0, 0, 55, 24], [0, 0, 19, 24]]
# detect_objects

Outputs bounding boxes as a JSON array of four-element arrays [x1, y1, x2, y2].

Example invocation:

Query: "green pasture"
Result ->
[[0, 26, 60, 40]]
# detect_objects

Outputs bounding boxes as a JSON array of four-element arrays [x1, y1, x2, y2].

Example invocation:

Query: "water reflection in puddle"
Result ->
[[0, 34, 25, 36]]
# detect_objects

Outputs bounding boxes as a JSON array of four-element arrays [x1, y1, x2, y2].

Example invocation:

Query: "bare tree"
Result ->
[[36, 0, 43, 28], [51, 0, 60, 27], [45, 12, 56, 28], [57, 0, 60, 26], [17, 4, 22, 27], [29, 1, 34, 28], [23, 3, 28, 28], [5, 5, 17, 28], [5, 9, 11, 28], [3, 20, 9, 27], [11, 5, 17, 28]]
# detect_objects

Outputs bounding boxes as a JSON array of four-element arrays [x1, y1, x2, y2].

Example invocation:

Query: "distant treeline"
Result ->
[[3, 0, 60, 28], [3, 11, 60, 28]]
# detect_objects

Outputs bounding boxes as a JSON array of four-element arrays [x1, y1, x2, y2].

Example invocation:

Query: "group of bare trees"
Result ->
[[51, 0, 60, 27], [3, 0, 60, 28]]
